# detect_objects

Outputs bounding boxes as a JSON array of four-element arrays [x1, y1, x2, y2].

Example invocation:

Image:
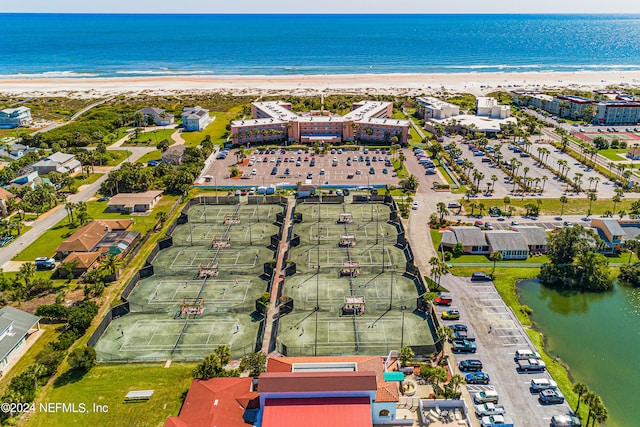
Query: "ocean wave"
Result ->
[[114, 70, 215, 76], [0, 71, 100, 79]]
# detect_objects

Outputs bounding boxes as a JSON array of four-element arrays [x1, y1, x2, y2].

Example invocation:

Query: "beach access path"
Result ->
[[0, 146, 154, 269]]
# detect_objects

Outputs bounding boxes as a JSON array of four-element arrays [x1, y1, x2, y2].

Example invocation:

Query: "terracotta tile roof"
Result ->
[[164, 377, 257, 427], [56, 220, 133, 253], [61, 252, 101, 269], [262, 397, 372, 427], [259, 371, 377, 394], [266, 356, 399, 402], [0, 187, 18, 201]]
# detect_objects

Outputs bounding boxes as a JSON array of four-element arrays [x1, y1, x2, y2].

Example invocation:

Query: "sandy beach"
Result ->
[[1, 71, 640, 98]]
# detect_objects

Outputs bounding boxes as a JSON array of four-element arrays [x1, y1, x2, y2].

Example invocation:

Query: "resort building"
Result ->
[[138, 107, 174, 126], [0, 107, 33, 129], [32, 152, 81, 176], [106, 191, 163, 214], [230, 101, 409, 145], [181, 106, 212, 131], [555, 95, 594, 120], [475, 97, 511, 119], [510, 226, 548, 254], [440, 225, 548, 259], [0, 306, 40, 373], [415, 97, 460, 120], [485, 231, 530, 260], [440, 226, 489, 254], [594, 100, 640, 125], [55, 219, 139, 260]]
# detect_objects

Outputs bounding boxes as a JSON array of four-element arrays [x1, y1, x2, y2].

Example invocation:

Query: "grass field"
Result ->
[[27, 363, 195, 427], [127, 128, 176, 145], [70, 173, 103, 192], [462, 197, 640, 216], [105, 150, 132, 166], [598, 149, 628, 162], [180, 108, 240, 147], [134, 149, 162, 165]]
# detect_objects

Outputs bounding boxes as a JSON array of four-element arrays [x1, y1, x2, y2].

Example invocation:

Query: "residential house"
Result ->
[[0, 187, 19, 217], [440, 226, 490, 254], [106, 191, 163, 213], [138, 107, 175, 126], [55, 219, 138, 260], [476, 97, 511, 119], [165, 377, 259, 427], [9, 171, 42, 190], [0, 107, 33, 129], [510, 226, 548, 254], [59, 252, 102, 278], [32, 152, 81, 176], [181, 106, 212, 131], [590, 218, 625, 253], [162, 145, 186, 165], [0, 143, 37, 160], [627, 147, 640, 160], [0, 306, 40, 372], [485, 231, 530, 260]]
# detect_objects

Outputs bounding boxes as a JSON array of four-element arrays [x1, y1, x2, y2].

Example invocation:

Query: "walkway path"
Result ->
[[261, 199, 295, 353], [32, 96, 115, 135]]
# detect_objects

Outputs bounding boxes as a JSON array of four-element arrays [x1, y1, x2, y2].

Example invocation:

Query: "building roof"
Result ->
[[56, 219, 133, 253], [449, 226, 488, 247], [485, 231, 530, 252], [165, 377, 257, 427], [266, 355, 399, 402], [0, 187, 18, 201], [164, 145, 186, 156], [511, 226, 548, 246], [621, 224, 640, 240], [107, 191, 163, 209], [0, 306, 40, 363], [476, 97, 498, 109], [139, 107, 167, 115], [595, 218, 625, 237], [62, 252, 102, 269], [416, 96, 459, 110], [258, 371, 377, 394], [440, 230, 457, 246], [261, 397, 372, 427]]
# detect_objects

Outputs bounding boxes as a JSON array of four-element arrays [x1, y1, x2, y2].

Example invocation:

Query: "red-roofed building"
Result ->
[[262, 397, 372, 427], [165, 377, 258, 427]]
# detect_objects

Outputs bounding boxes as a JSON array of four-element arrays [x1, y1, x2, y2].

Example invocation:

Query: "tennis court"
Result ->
[[276, 202, 436, 357], [94, 202, 284, 361]]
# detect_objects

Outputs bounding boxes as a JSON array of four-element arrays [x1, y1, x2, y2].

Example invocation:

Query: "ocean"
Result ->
[[1, 13, 640, 77]]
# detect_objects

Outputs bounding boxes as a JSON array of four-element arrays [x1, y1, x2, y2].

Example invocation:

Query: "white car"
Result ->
[[412, 202, 419, 210], [270, 157, 276, 163], [475, 403, 506, 417], [473, 390, 499, 404], [256, 157, 262, 163], [530, 378, 558, 392], [481, 415, 506, 426], [251, 168, 257, 175]]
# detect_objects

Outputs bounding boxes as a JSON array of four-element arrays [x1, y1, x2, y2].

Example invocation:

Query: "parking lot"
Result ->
[[201, 148, 401, 187], [436, 274, 573, 427]]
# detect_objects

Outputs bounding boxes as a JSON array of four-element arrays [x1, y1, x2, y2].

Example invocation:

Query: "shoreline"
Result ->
[[1, 71, 640, 97]]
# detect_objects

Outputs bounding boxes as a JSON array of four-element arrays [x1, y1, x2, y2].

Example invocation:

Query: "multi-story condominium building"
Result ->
[[181, 106, 212, 131], [595, 101, 640, 125], [230, 101, 409, 145], [555, 95, 594, 120], [476, 97, 511, 119], [415, 96, 460, 119], [0, 107, 32, 129]]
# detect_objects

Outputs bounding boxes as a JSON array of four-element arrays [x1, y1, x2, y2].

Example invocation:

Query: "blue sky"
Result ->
[[2, 0, 640, 14]]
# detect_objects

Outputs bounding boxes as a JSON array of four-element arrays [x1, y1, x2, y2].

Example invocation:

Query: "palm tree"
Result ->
[[436, 202, 448, 223], [503, 196, 511, 214], [584, 392, 601, 427], [76, 209, 91, 226], [489, 251, 502, 274], [591, 403, 609, 427], [155, 211, 168, 230], [448, 373, 465, 396], [19, 262, 36, 287], [401, 174, 419, 191], [101, 254, 123, 275], [612, 195, 621, 213], [573, 382, 589, 414], [522, 167, 530, 192], [587, 191, 598, 216], [490, 175, 498, 193], [618, 209, 627, 220], [28, 363, 47, 391], [428, 366, 448, 399], [559, 195, 568, 217]]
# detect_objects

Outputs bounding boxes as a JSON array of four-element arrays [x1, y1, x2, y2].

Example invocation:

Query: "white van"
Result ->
[[514, 349, 541, 361]]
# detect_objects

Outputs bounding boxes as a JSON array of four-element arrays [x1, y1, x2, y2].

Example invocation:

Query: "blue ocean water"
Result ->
[[1, 14, 640, 77]]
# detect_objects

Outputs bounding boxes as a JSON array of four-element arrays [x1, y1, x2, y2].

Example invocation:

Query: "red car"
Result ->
[[435, 293, 453, 306]]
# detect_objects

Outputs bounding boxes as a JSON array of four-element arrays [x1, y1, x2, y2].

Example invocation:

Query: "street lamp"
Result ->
[[400, 305, 407, 349]]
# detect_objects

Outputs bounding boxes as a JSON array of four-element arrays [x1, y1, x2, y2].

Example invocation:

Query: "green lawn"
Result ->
[[409, 126, 422, 145], [134, 149, 162, 165], [105, 150, 132, 166], [127, 128, 176, 145], [180, 108, 241, 147], [0, 324, 61, 394], [598, 149, 627, 161], [391, 159, 409, 179], [70, 173, 103, 192], [27, 363, 195, 427], [13, 196, 179, 260], [463, 197, 640, 217]]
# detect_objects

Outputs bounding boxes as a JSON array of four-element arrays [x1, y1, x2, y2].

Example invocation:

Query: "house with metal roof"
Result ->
[[485, 231, 530, 260], [0, 107, 32, 129], [440, 226, 489, 254], [162, 145, 186, 165], [181, 106, 212, 131], [138, 107, 174, 126], [0, 307, 40, 373], [590, 218, 626, 252], [106, 191, 163, 213], [32, 152, 81, 176]]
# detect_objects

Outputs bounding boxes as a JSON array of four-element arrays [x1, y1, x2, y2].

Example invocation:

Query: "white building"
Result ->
[[0, 107, 33, 129], [32, 152, 81, 176], [476, 97, 511, 119], [181, 106, 212, 132], [138, 107, 174, 126], [415, 97, 460, 120], [0, 307, 40, 372]]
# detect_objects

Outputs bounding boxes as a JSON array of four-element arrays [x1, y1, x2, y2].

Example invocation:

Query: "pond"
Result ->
[[517, 279, 640, 427]]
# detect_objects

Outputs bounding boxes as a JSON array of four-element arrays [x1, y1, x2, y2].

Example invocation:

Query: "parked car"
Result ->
[[271, 167, 278, 175], [411, 201, 419, 210], [448, 323, 467, 332], [425, 168, 437, 175], [481, 415, 507, 426], [369, 167, 375, 174], [550, 414, 582, 427], [465, 372, 490, 385], [319, 169, 325, 175], [474, 390, 499, 404], [530, 378, 558, 392], [458, 359, 483, 372], [475, 403, 506, 417], [453, 329, 475, 341], [441, 310, 460, 320], [471, 272, 492, 282], [35, 257, 56, 270], [518, 358, 546, 372], [452, 339, 477, 353], [284, 168, 290, 175], [382, 168, 388, 174], [434, 293, 452, 306], [514, 349, 541, 361], [539, 389, 565, 404]]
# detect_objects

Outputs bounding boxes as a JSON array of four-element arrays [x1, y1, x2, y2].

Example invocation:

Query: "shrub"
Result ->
[[67, 346, 96, 372]]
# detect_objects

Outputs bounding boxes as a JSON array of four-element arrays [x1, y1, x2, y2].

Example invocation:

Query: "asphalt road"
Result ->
[[0, 147, 153, 267]]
